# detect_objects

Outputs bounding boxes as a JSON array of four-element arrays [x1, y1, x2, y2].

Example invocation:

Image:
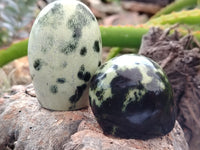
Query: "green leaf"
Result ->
[[0, 39, 28, 67]]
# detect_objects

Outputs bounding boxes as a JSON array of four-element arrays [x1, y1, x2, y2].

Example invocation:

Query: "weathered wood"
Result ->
[[139, 27, 200, 150]]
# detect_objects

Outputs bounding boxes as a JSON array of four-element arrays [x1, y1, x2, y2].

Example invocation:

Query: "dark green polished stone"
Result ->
[[89, 54, 175, 140]]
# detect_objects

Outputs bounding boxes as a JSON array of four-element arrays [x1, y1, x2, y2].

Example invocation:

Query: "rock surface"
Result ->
[[0, 84, 189, 150]]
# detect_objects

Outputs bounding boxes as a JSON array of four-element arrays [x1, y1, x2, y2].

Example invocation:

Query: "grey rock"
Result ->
[[0, 84, 189, 150]]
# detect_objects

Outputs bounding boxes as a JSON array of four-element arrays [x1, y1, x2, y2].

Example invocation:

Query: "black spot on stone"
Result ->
[[96, 89, 104, 101], [77, 65, 91, 82], [134, 91, 139, 101], [61, 41, 78, 55], [99, 63, 106, 70], [80, 64, 85, 71], [76, 4, 95, 21], [137, 81, 144, 90], [68, 43, 76, 51], [51, 3, 63, 15], [57, 78, 66, 84], [78, 72, 84, 80], [73, 27, 82, 39], [50, 85, 58, 94], [112, 64, 118, 70], [65, 3, 96, 57], [93, 40, 100, 52], [77, 66, 84, 80], [96, 91, 101, 97], [90, 76, 99, 91], [90, 73, 107, 91], [101, 73, 107, 79], [67, 12, 86, 30], [38, 3, 64, 28], [84, 72, 91, 82], [51, 4, 64, 29], [38, 13, 49, 26], [33, 59, 42, 71], [80, 47, 87, 56], [70, 84, 87, 103], [103, 68, 144, 112], [98, 61, 101, 67]]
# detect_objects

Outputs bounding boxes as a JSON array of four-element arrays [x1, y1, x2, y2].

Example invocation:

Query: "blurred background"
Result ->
[[0, 0, 176, 47], [0, 0, 177, 93]]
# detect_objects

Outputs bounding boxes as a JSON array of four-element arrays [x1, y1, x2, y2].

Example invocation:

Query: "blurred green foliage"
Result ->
[[0, 0, 37, 46]]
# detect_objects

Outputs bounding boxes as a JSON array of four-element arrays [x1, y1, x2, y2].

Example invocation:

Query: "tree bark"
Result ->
[[139, 27, 200, 150]]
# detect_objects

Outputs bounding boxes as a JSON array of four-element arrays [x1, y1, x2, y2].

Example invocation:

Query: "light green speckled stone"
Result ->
[[28, 0, 102, 111]]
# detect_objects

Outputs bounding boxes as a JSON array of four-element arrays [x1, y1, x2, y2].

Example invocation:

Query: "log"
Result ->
[[139, 27, 200, 150]]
